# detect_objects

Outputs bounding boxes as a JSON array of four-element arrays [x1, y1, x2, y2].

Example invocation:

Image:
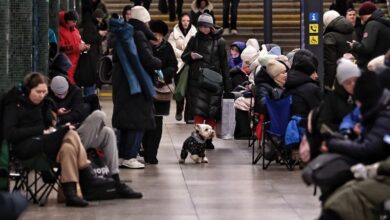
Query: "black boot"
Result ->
[[115, 182, 143, 199], [62, 182, 88, 207], [112, 174, 143, 199], [79, 166, 114, 189], [205, 139, 215, 149]]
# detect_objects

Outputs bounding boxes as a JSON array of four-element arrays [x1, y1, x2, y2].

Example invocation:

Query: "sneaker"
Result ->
[[121, 159, 145, 169], [222, 28, 230, 36], [231, 29, 238, 35], [175, 112, 183, 121]]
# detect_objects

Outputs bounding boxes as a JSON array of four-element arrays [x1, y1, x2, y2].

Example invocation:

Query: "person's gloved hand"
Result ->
[[351, 163, 368, 179], [351, 163, 380, 179], [155, 69, 164, 82]]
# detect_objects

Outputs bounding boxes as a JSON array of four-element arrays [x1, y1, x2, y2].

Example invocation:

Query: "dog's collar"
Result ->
[[191, 132, 206, 143]]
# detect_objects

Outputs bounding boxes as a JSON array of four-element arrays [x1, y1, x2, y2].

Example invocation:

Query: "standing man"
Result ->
[[59, 10, 90, 85], [349, 2, 390, 68], [345, 8, 363, 42], [222, 0, 240, 35]]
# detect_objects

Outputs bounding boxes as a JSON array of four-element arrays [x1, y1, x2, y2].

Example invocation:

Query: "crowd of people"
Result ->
[[0, 0, 389, 219]]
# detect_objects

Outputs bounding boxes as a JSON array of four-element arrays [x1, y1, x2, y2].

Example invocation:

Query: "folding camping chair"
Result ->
[[253, 95, 299, 170], [9, 144, 61, 206]]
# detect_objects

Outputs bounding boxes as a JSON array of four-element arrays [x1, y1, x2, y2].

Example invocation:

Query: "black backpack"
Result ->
[[302, 153, 356, 201]]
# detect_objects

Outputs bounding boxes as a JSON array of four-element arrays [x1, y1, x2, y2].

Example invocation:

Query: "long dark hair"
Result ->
[[179, 12, 192, 36]]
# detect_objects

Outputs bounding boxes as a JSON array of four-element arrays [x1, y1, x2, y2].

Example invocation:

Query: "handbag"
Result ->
[[173, 65, 189, 101], [198, 67, 223, 93], [154, 82, 175, 102]]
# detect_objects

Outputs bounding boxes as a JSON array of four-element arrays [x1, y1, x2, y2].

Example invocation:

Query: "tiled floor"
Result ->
[[19, 98, 321, 220]]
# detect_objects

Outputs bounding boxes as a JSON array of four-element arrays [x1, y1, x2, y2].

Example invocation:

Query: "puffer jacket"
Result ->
[[181, 29, 231, 119], [327, 89, 390, 164], [254, 67, 283, 113], [168, 24, 197, 72], [352, 10, 390, 68], [283, 69, 321, 120], [59, 11, 82, 85], [323, 16, 353, 88]]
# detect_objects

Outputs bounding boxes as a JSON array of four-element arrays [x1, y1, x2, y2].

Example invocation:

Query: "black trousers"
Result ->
[[142, 116, 163, 161], [223, 0, 240, 29], [174, 72, 193, 122]]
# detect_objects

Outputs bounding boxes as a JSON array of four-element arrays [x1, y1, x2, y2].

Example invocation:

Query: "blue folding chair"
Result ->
[[260, 95, 297, 170]]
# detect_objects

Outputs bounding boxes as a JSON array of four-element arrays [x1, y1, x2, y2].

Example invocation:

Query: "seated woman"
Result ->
[[283, 49, 322, 127], [3, 72, 110, 207], [254, 57, 289, 114]]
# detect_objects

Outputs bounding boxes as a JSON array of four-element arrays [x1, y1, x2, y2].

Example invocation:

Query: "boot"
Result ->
[[79, 166, 114, 189], [205, 139, 215, 149], [62, 182, 88, 207], [115, 182, 143, 199]]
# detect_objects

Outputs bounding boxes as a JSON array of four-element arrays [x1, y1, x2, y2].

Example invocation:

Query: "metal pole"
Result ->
[[0, 0, 10, 94], [263, 0, 272, 44]]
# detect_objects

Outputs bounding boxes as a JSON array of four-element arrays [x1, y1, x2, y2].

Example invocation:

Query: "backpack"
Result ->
[[302, 153, 356, 201]]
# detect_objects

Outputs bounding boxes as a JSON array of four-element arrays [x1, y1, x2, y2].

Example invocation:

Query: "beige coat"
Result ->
[[168, 24, 197, 72]]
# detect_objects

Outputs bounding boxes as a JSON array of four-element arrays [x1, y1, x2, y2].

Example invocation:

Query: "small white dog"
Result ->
[[179, 124, 215, 164]]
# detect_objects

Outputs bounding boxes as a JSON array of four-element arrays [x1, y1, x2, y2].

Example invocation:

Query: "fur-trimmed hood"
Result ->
[[191, 0, 213, 13]]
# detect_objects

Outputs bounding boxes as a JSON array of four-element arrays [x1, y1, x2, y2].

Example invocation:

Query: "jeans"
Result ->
[[118, 129, 144, 160], [223, 0, 240, 30]]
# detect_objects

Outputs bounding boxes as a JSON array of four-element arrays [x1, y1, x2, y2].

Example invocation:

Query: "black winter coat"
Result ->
[[152, 40, 178, 116], [283, 70, 321, 120], [181, 29, 231, 119], [49, 85, 89, 125], [323, 16, 354, 88], [78, 18, 104, 86], [327, 89, 390, 164], [317, 83, 355, 132], [254, 67, 283, 113], [111, 19, 161, 130], [352, 10, 390, 68], [3, 87, 58, 159], [229, 66, 248, 90]]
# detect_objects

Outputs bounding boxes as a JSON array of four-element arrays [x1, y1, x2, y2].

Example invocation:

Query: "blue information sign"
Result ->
[[309, 12, 319, 22]]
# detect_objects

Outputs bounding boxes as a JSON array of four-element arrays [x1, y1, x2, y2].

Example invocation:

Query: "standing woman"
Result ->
[[112, 6, 162, 169], [2, 72, 109, 207], [182, 13, 232, 149], [142, 20, 178, 164], [190, 0, 215, 27], [168, 13, 197, 123]]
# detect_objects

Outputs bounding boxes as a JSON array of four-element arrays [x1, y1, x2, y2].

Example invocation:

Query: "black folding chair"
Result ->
[[9, 144, 61, 206]]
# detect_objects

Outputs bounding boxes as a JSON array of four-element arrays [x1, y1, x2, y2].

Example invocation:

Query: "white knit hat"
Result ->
[[246, 38, 260, 51], [266, 59, 287, 79], [240, 46, 259, 64], [336, 58, 361, 85], [323, 10, 340, 28], [131, 6, 151, 23]]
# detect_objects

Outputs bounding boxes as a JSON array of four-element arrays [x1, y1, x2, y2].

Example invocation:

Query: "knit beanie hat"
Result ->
[[93, 8, 106, 19], [197, 13, 214, 28], [149, 19, 169, 36], [359, 2, 377, 16], [323, 10, 340, 28], [246, 38, 260, 51], [266, 59, 287, 79], [336, 58, 361, 85], [51, 76, 69, 97], [241, 46, 259, 64], [64, 10, 79, 21], [354, 71, 383, 114], [131, 6, 151, 23], [291, 49, 318, 76]]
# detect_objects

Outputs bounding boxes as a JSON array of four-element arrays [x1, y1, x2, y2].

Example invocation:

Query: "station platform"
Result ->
[[20, 97, 320, 220]]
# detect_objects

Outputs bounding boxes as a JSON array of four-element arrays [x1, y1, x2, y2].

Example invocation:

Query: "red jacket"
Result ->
[[59, 11, 81, 84]]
